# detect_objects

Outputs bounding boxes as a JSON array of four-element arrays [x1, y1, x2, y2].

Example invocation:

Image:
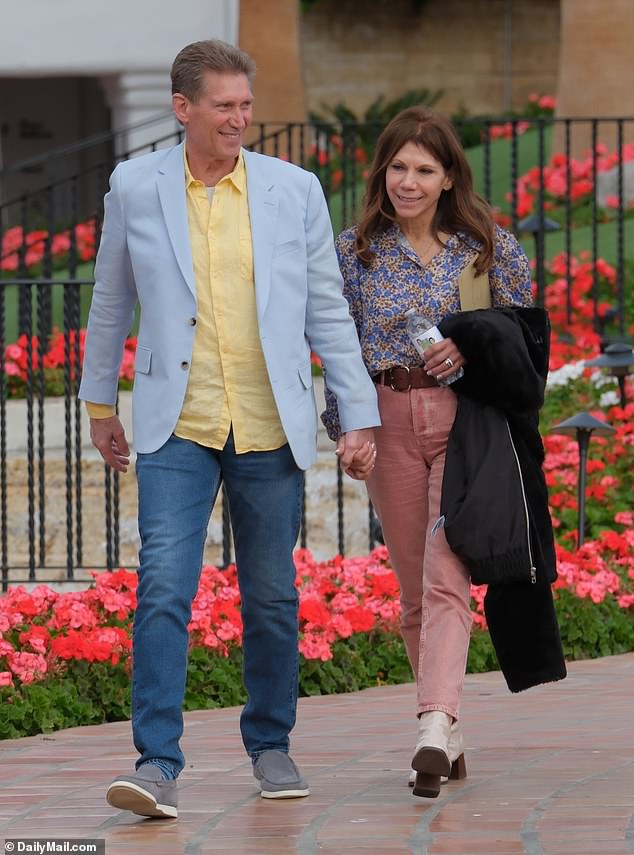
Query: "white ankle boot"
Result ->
[[410, 712, 467, 797], [408, 722, 465, 785], [413, 710, 452, 775]]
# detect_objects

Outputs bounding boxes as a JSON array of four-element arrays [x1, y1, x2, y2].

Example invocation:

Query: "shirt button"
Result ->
[[189, 317, 197, 326], [180, 361, 189, 370]]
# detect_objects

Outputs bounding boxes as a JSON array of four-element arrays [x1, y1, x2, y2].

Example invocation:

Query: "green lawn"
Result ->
[[519, 217, 634, 265], [466, 125, 554, 211], [2, 263, 95, 343]]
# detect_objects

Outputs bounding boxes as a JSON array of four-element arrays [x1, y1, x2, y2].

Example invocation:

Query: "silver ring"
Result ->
[[444, 357, 454, 369]]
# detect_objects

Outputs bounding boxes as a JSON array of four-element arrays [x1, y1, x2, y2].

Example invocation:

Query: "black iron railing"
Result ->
[[1, 112, 633, 585]]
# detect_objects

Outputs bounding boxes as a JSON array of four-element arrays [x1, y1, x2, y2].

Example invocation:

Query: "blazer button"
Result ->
[[189, 317, 197, 326], [180, 361, 189, 370]]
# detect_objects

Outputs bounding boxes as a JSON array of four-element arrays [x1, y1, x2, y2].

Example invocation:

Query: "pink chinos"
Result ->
[[366, 382, 472, 720]]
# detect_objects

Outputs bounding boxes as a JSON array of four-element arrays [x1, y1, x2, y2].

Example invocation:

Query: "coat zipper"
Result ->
[[505, 419, 537, 584]]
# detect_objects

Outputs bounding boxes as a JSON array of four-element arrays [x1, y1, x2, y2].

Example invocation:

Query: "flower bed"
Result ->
[[511, 144, 634, 224], [2, 526, 634, 739], [1, 221, 97, 273], [3, 329, 136, 399]]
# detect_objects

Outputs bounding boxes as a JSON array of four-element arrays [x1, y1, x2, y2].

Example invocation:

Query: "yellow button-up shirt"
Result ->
[[174, 150, 285, 452], [86, 150, 286, 454]]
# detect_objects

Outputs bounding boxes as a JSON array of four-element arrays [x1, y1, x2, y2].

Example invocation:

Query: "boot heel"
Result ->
[[412, 771, 441, 798], [449, 753, 467, 780]]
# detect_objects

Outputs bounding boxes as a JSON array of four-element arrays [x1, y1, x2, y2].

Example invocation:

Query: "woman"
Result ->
[[322, 107, 533, 798]]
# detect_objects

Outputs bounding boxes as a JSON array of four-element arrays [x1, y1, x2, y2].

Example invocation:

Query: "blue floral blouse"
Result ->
[[321, 223, 533, 440]]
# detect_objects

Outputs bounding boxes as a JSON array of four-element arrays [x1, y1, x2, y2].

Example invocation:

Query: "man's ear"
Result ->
[[172, 93, 188, 125]]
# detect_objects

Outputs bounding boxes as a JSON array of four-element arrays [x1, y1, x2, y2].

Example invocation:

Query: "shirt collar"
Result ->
[[183, 147, 246, 193]]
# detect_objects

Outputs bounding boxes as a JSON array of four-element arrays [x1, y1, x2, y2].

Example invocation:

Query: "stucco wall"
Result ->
[[240, 0, 306, 124], [300, 0, 560, 119], [555, 0, 634, 155]]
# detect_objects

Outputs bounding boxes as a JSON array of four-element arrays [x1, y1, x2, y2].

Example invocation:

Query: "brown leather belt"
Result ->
[[373, 366, 439, 391]]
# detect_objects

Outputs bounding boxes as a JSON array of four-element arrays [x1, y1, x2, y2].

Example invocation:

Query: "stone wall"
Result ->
[[300, 0, 560, 119]]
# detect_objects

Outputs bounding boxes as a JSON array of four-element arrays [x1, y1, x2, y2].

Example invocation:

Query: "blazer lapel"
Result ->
[[157, 142, 196, 296], [244, 149, 278, 318]]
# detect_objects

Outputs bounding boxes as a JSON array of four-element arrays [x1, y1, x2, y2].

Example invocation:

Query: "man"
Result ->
[[78, 39, 380, 819]]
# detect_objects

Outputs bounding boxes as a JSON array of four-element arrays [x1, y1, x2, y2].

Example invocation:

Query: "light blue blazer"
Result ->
[[78, 144, 380, 470]]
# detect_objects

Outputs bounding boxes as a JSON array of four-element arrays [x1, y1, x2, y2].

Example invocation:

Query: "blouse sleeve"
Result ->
[[489, 225, 533, 308], [320, 230, 362, 442], [338, 233, 364, 330]]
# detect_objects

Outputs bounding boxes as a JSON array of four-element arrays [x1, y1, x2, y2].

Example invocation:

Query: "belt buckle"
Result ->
[[390, 365, 411, 392]]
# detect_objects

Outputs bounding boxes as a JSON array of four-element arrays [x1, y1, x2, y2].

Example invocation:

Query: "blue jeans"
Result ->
[[132, 432, 304, 777]]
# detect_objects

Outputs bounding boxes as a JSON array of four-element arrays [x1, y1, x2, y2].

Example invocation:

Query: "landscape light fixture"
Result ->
[[585, 342, 634, 408], [549, 412, 615, 548]]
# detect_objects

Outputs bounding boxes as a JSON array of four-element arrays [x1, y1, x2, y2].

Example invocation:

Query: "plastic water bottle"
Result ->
[[404, 308, 464, 386]]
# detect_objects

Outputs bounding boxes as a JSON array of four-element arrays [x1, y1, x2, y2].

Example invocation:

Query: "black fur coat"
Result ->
[[438, 307, 567, 693]]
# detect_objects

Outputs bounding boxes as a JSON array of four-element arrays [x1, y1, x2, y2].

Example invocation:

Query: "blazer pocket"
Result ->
[[298, 362, 312, 389], [273, 238, 303, 258], [134, 346, 152, 375]]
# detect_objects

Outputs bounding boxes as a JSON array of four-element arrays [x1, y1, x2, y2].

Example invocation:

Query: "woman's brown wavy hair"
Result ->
[[355, 107, 494, 274]]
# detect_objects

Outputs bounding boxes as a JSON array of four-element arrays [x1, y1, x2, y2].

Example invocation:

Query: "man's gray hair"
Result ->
[[171, 39, 256, 102]]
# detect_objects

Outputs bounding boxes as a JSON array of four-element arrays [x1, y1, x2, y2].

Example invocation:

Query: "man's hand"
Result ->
[[90, 415, 131, 472], [335, 428, 377, 481]]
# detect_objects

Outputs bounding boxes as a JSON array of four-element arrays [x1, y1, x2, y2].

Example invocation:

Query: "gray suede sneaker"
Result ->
[[106, 763, 178, 818], [253, 750, 310, 799]]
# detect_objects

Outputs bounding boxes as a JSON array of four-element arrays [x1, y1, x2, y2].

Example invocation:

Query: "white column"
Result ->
[[101, 72, 180, 158]]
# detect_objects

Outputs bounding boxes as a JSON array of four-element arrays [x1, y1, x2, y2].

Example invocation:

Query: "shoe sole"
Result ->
[[259, 786, 310, 799], [411, 746, 451, 777], [106, 781, 178, 818], [408, 774, 449, 788], [410, 751, 468, 797]]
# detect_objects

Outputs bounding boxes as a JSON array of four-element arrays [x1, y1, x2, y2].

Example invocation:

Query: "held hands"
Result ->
[[89, 415, 131, 473], [335, 428, 377, 481], [422, 337, 466, 383]]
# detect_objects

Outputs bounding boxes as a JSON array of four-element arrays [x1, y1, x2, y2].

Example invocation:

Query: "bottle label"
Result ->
[[411, 324, 443, 355]]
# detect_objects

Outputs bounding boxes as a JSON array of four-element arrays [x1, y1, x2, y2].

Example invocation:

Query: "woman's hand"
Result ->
[[422, 337, 466, 383], [336, 431, 377, 480]]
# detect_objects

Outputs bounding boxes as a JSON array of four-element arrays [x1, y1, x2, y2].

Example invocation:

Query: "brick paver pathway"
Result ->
[[2, 653, 633, 855]]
